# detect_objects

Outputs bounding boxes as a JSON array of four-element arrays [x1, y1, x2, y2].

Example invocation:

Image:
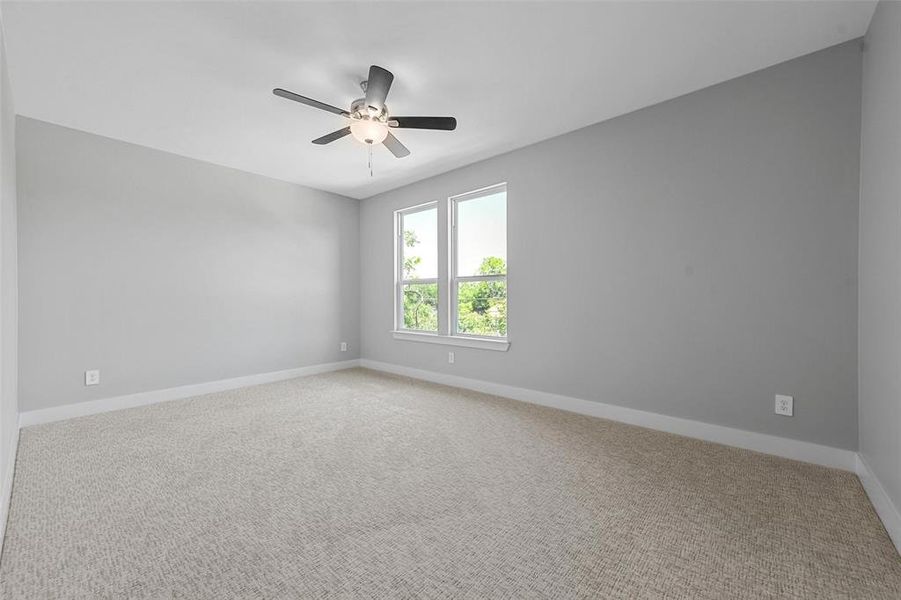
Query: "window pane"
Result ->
[[456, 280, 507, 337], [456, 190, 506, 277], [401, 207, 437, 280], [403, 282, 438, 332]]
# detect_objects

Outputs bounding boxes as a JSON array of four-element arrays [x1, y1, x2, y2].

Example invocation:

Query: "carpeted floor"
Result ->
[[0, 368, 898, 599]]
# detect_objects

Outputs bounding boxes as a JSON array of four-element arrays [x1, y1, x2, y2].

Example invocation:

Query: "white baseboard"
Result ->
[[0, 423, 19, 555], [856, 454, 901, 554], [18, 359, 361, 428], [359, 359, 857, 472], [7, 358, 898, 555]]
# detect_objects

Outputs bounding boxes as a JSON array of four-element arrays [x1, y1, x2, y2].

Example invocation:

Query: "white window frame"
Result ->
[[392, 184, 509, 352], [395, 201, 439, 334], [450, 183, 508, 340]]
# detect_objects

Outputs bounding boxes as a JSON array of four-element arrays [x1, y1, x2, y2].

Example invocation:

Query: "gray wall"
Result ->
[[17, 117, 360, 411], [0, 13, 18, 522], [361, 41, 862, 450], [859, 1, 901, 513]]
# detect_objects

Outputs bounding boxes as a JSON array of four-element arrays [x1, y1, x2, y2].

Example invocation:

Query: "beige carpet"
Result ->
[[0, 368, 898, 599]]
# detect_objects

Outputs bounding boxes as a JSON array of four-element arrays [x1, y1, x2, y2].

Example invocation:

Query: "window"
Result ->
[[452, 186, 507, 338], [394, 184, 508, 351], [396, 202, 439, 332]]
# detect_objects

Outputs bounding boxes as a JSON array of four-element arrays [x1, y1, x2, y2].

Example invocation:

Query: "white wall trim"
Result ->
[[10, 358, 899, 555], [856, 454, 901, 554], [18, 359, 361, 428], [0, 424, 19, 556], [359, 359, 857, 471]]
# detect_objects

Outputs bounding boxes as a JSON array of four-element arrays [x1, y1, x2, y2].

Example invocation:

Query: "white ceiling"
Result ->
[[1, 1, 876, 199]]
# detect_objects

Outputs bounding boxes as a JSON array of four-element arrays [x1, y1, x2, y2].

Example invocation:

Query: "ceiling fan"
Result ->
[[273, 65, 457, 159]]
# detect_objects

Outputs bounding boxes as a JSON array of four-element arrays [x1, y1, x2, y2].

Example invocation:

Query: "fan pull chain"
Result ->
[[368, 143, 373, 177]]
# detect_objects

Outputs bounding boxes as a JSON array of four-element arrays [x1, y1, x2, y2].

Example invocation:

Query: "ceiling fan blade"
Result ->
[[390, 116, 457, 131], [273, 88, 349, 117], [312, 127, 352, 145], [382, 132, 410, 158], [364, 65, 394, 112]]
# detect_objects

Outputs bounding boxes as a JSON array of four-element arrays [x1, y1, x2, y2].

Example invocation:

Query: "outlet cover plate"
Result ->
[[85, 370, 100, 386], [775, 394, 793, 416]]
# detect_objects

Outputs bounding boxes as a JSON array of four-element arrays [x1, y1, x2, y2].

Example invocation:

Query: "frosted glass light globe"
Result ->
[[350, 118, 388, 145]]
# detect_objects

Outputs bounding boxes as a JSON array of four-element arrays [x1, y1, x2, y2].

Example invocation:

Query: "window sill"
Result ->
[[391, 330, 510, 352]]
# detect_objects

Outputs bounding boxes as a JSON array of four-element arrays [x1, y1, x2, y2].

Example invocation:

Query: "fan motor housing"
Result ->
[[350, 97, 388, 120]]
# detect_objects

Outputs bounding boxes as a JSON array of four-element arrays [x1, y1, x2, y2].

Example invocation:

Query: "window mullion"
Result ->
[[450, 197, 458, 336], [453, 275, 506, 283]]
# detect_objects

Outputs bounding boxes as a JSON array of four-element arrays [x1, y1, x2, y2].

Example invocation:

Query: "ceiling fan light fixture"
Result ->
[[274, 64, 456, 160], [350, 117, 388, 145]]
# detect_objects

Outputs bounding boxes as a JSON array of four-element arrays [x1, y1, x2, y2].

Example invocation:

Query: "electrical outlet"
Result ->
[[85, 370, 100, 386], [775, 394, 793, 416], [340, 342, 347, 352], [448, 352, 455, 364]]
